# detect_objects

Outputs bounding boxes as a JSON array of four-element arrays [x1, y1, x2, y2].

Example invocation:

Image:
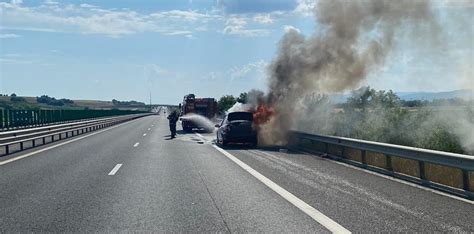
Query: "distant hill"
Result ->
[[0, 95, 148, 111], [396, 89, 473, 101], [329, 89, 473, 103]]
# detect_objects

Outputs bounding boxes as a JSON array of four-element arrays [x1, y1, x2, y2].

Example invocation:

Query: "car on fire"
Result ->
[[216, 111, 258, 147]]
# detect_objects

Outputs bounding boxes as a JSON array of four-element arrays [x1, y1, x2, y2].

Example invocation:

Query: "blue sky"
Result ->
[[0, 0, 472, 104]]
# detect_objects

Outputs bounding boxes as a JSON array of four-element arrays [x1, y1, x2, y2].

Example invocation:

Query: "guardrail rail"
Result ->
[[0, 108, 148, 131], [0, 113, 151, 157], [290, 131, 474, 200]]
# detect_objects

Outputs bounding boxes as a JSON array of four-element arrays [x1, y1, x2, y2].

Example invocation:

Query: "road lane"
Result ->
[[0, 116, 158, 231], [2, 111, 472, 232], [0, 115, 328, 232], [215, 146, 474, 232]]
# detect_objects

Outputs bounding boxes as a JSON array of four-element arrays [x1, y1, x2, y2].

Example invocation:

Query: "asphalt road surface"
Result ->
[[1, 112, 473, 232]]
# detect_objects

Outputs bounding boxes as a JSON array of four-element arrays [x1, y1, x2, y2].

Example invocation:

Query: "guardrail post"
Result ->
[[361, 150, 367, 168], [419, 161, 427, 184], [20, 142, 24, 151], [32, 139, 36, 147], [386, 155, 393, 173], [462, 170, 470, 192], [42, 137, 46, 145], [5, 145, 9, 155]]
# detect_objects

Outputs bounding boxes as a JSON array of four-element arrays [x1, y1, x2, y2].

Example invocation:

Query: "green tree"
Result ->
[[218, 95, 236, 113], [10, 95, 25, 102]]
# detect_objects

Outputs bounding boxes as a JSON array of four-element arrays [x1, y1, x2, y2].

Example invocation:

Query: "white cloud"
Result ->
[[294, 0, 316, 17], [283, 25, 300, 33], [0, 33, 20, 39], [223, 17, 270, 37], [11, 0, 22, 5], [0, 1, 284, 38], [0, 2, 222, 37], [253, 14, 273, 24], [230, 60, 268, 80], [0, 58, 32, 64], [79, 4, 98, 8], [163, 30, 192, 36], [3, 53, 21, 57], [44, 0, 58, 5]]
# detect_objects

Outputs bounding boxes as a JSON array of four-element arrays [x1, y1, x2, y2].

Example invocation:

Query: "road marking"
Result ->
[[108, 164, 122, 175], [295, 150, 474, 205], [148, 128, 151, 131], [211, 145, 350, 233], [133, 142, 140, 147], [195, 132, 204, 138], [0, 119, 142, 166], [143, 133, 147, 136]]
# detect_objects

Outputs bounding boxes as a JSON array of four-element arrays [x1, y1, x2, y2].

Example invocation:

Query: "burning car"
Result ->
[[216, 111, 258, 147]]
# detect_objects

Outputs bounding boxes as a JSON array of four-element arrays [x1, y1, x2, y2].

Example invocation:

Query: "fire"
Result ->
[[253, 103, 275, 125]]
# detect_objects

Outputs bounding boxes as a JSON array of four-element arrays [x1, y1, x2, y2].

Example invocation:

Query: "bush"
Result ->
[[299, 86, 471, 154], [10, 95, 26, 102], [37, 95, 74, 106], [218, 95, 236, 113]]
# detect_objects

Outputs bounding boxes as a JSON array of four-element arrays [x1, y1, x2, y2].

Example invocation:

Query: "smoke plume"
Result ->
[[257, 0, 439, 145]]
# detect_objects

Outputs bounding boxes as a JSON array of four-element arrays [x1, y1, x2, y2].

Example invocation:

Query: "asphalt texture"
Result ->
[[0, 111, 473, 232]]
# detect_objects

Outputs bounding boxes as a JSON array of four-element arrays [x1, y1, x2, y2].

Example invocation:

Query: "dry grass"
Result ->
[[365, 151, 387, 169], [295, 140, 470, 192], [327, 144, 343, 156], [425, 163, 463, 189], [344, 147, 362, 162], [392, 157, 419, 178]]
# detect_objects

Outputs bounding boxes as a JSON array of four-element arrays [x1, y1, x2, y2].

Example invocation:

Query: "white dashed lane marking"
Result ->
[[108, 164, 123, 175]]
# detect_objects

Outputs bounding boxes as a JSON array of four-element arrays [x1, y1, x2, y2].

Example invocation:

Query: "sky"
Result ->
[[0, 0, 472, 104]]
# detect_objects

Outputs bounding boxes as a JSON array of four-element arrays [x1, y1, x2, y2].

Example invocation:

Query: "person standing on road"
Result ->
[[167, 109, 179, 138]]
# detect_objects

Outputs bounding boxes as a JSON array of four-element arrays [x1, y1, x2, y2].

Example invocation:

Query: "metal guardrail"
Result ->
[[0, 115, 125, 142], [0, 113, 151, 156], [0, 108, 148, 131], [290, 131, 474, 200]]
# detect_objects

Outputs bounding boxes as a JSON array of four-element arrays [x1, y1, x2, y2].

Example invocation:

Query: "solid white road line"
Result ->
[[143, 133, 147, 137], [133, 142, 140, 147], [108, 164, 122, 175], [0, 119, 142, 166], [212, 145, 351, 233]]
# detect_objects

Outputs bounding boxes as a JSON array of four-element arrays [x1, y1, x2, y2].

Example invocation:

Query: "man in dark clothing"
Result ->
[[167, 109, 179, 138]]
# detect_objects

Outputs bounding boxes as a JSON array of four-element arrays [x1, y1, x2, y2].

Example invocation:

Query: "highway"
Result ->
[[0, 113, 473, 232]]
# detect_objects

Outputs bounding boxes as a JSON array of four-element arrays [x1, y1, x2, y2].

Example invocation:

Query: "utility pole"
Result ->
[[149, 91, 152, 112]]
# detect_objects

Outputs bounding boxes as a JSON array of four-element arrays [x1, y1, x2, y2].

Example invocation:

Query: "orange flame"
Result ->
[[253, 103, 275, 125]]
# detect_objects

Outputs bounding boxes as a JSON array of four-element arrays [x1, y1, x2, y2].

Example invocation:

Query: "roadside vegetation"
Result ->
[[0, 94, 148, 111], [217, 93, 247, 114], [300, 87, 473, 155], [218, 88, 473, 155]]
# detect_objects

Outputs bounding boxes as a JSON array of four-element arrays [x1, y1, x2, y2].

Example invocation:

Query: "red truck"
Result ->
[[180, 94, 218, 132]]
